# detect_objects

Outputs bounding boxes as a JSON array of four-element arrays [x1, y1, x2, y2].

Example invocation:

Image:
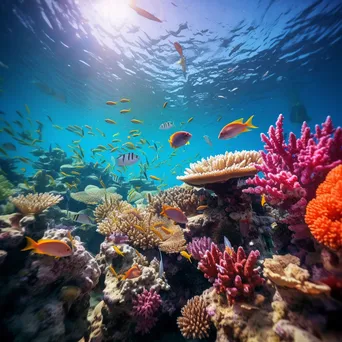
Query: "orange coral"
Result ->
[[305, 165, 342, 250]]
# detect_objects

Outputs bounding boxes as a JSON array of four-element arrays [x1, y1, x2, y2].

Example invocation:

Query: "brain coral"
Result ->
[[305, 165, 342, 250]]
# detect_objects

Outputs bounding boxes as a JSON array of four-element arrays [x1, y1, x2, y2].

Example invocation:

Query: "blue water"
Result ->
[[0, 0, 342, 187]]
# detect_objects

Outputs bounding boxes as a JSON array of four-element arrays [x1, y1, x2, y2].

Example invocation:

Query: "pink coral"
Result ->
[[132, 288, 162, 334], [188, 237, 213, 261], [244, 114, 342, 229], [198, 243, 222, 282]]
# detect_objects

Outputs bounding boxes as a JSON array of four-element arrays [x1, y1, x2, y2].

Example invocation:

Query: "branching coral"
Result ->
[[147, 186, 210, 216], [177, 150, 262, 186], [305, 165, 342, 250], [132, 288, 162, 334], [177, 296, 210, 340], [97, 200, 186, 252], [244, 114, 342, 231], [188, 237, 213, 261], [0, 174, 13, 201], [263, 254, 330, 295], [94, 195, 123, 223], [198, 244, 264, 304], [10, 193, 63, 215]]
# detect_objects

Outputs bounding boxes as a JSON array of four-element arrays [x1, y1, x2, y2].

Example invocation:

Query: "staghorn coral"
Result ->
[[132, 288, 162, 334], [10, 193, 63, 216], [263, 254, 330, 295], [0, 174, 13, 201], [147, 186, 210, 216], [305, 165, 342, 250], [177, 295, 210, 340], [94, 195, 123, 223], [97, 200, 186, 252], [177, 150, 261, 186]]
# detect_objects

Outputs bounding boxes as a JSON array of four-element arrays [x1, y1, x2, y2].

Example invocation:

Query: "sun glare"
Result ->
[[92, 0, 133, 26]]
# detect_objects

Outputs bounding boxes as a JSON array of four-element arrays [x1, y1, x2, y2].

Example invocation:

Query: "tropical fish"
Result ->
[[0, 147, 8, 156], [203, 135, 212, 147], [88, 132, 95, 136], [133, 224, 146, 233], [218, 95, 226, 99], [174, 42, 183, 56], [150, 227, 164, 240], [150, 175, 161, 181], [160, 226, 173, 235], [109, 265, 119, 278], [85, 125, 92, 130], [53, 124, 64, 130], [124, 142, 136, 150], [261, 194, 266, 207], [158, 248, 164, 278], [96, 128, 106, 137], [159, 121, 174, 130], [70, 213, 92, 225], [180, 251, 192, 263], [129, 1, 162, 23], [224, 236, 233, 256], [187, 117, 193, 123], [196, 205, 208, 211], [47, 115, 53, 123], [120, 109, 131, 114], [106, 101, 117, 105], [60, 285, 81, 306], [218, 115, 257, 140], [21, 237, 72, 257], [163, 102, 168, 109], [120, 98, 130, 103], [2, 143, 16, 151], [121, 264, 142, 280], [25, 104, 31, 115], [160, 205, 188, 223], [16, 110, 24, 118], [117, 153, 139, 166], [113, 245, 125, 257], [105, 119, 116, 124], [217, 116, 222, 122], [131, 119, 143, 124], [169, 131, 192, 148]]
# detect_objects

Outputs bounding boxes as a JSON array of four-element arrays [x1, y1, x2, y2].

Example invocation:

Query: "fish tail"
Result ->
[[245, 115, 258, 129], [21, 236, 38, 252]]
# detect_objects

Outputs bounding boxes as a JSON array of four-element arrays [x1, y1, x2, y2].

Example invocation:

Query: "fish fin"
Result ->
[[176, 59, 182, 65], [185, 141, 190, 145], [245, 115, 258, 129], [230, 118, 244, 124], [242, 128, 251, 132], [21, 236, 38, 251]]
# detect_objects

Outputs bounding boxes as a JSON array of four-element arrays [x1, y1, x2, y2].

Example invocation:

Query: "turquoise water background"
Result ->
[[0, 0, 341, 187]]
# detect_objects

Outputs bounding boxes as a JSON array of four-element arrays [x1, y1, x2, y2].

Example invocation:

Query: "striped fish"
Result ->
[[159, 121, 174, 130], [117, 153, 139, 166]]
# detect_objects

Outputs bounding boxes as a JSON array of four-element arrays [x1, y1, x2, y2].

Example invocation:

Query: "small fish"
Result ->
[[2, 143, 16, 151], [261, 194, 266, 207], [105, 119, 117, 124], [124, 142, 136, 150], [203, 135, 213, 147], [131, 119, 143, 124], [161, 226, 173, 235], [117, 153, 139, 166], [25, 104, 31, 115], [71, 171, 81, 176], [150, 175, 161, 181], [224, 236, 233, 256], [271, 222, 278, 229], [88, 132, 95, 136], [21, 237, 72, 257], [53, 124, 64, 130], [177, 55, 186, 74], [113, 132, 120, 137], [163, 102, 168, 109], [174, 42, 183, 56], [113, 245, 125, 257], [67, 231, 76, 249], [161, 205, 188, 223], [217, 116, 222, 122], [47, 115, 53, 123], [133, 224, 146, 233], [96, 128, 106, 137], [120, 109, 131, 114], [3, 127, 14, 136], [218, 95, 226, 99], [180, 251, 192, 263], [70, 213, 92, 225], [129, 2, 162, 23], [85, 125, 92, 130], [103, 163, 111, 173], [112, 139, 121, 143], [187, 117, 194, 123], [121, 264, 142, 280], [218, 115, 257, 140], [196, 205, 208, 211], [16, 110, 24, 118], [169, 131, 192, 148], [60, 285, 81, 306], [99, 178, 106, 189], [158, 248, 164, 278], [151, 227, 164, 240], [132, 133, 141, 137], [159, 121, 174, 130], [109, 265, 119, 278], [61, 171, 71, 177], [0, 147, 8, 156], [106, 101, 117, 105], [120, 98, 130, 103]]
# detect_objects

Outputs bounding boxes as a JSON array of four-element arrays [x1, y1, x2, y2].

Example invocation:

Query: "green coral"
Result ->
[[0, 174, 13, 201]]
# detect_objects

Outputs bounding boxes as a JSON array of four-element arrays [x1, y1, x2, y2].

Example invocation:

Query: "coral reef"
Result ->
[[132, 288, 162, 334], [71, 185, 118, 205], [94, 195, 123, 223], [177, 295, 210, 339], [177, 150, 262, 186], [188, 237, 213, 261], [305, 165, 342, 250]]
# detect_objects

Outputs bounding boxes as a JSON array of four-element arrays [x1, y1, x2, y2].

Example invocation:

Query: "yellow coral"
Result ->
[[177, 296, 210, 339], [10, 193, 63, 215]]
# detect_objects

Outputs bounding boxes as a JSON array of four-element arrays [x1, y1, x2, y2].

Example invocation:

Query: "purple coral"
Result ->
[[198, 245, 264, 304], [132, 288, 162, 334], [244, 114, 342, 228], [108, 232, 129, 244], [188, 237, 213, 261]]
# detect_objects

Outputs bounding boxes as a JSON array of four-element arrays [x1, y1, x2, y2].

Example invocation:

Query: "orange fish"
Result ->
[[129, 0, 162, 23], [196, 205, 208, 211], [218, 115, 257, 140], [21, 237, 72, 257], [106, 101, 117, 105], [161, 205, 188, 223], [169, 131, 192, 148], [174, 42, 183, 56], [121, 264, 142, 280]]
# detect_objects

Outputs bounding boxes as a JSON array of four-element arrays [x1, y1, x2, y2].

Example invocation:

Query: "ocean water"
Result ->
[[0, 1, 342, 341]]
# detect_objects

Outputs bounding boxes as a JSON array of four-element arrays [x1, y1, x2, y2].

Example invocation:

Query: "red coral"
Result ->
[[198, 243, 222, 282]]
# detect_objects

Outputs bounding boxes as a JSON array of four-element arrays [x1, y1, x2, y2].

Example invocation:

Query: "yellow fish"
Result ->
[[161, 226, 173, 235], [150, 175, 161, 181], [150, 227, 164, 240], [120, 109, 131, 114], [134, 224, 146, 233], [217, 116, 222, 122], [131, 119, 143, 124], [120, 98, 130, 103], [53, 124, 64, 130], [106, 101, 117, 105], [163, 102, 168, 109], [113, 245, 125, 257], [196, 205, 208, 211], [187, 117, 194, 123], [109, 265, 119, 278], [105, 119, 117, 124], [85, 125, 92, 130], [261, 194, 266, 207], [25, 104, 31, 115], [71, 171, 81, 176], [180, 251, 192, 263]]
